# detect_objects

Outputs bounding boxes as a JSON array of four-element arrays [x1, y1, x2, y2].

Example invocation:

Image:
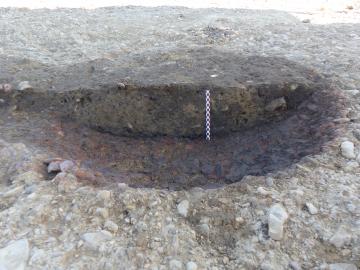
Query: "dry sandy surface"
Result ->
[[0, 1, 359, 270]]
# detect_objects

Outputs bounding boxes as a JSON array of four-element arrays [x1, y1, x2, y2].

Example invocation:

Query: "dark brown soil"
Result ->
[[0, 83, 346, 190]]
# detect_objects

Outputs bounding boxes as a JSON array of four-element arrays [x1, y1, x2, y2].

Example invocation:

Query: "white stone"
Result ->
[[329, 263, 357, 270], [265, 177, 274, 187], [95, 208, 109, 219], [268, 203, 288, 240], [47, 161, 61, 173], [186, 261, 198, 270], [289, 261, 301, 270], [17, 81, 32, 91], [3, 185, 24, 198], [177, 200, 189, 217], [104, 220, 119, 233], [169, 259, 182, 270], [97, 190, 112, 202], [0, 239, 30, 270], [305, 202, 318, 215], [329, 226, 352, 248], [341, 141, 356, 159], [59, 160, 76, 173], [81, 231, 112, 251], [257, 186, 271, 195]]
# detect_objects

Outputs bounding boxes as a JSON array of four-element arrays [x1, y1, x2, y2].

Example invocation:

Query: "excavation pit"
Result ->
[[0, 52, 346, 190]]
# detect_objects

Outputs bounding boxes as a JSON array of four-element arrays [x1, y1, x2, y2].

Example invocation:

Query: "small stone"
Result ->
[[198, 223, 210, 235], [340, 141, 356, 159], [353, 129, 360, 141], [3, 185, 24, 198], [265, 177, 274, 187], [235, 216, 245, 225], [169, 259, 182, 270], [81, 231, 112, 251], [265, 97, 286, 112], [343, 161, 359, 172], [268, 203, 289, 240], [302, 18, 311, 23], [346, 90, 359, 96], [329, 226, 352, 248], [18, 81, 33, 91], [97, 190, 112, 202], [329, 263, 357, 270], [257, 186, 271, 195], [3, 84, 12, 93], [117, 182, 128, 191], [47, 161, 61, 173], [96, 208, 109, 219], [53, 172, 78, 193], [289, 261, 301, 270], [117, 82, 126, 89], [104, 220, 119, 233], [0, 239, 30, 270], [177, 200, 189, 217], [305, 202, 318, 215], [60, 160, 76, 173], [186, 261, 198, 270]]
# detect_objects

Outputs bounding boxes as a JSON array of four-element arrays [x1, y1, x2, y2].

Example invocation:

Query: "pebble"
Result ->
[[305, 202, 318, 215], [329, 263, 357, 270], [343, 161, 359, 172], [302, 18, 311, 23], [257, 186, 271, 196], [96, 190, 112, 202], [17, 81, 33, 91], [265, 177, 274, 187], [198, 223, 210, 235], [340, 141, 356, 159], [265, 97, 286, 112], [169, 259, 183, 270], [81, 230, 112, 251], [329, 226, 352, 248], [104, 220, 119, 233], [268, 203, 289, 240], [352, 129, 360, 141], [3, 185, 24, 198], [95, 208, 109, 219], [289, 261, 301, 270], [47, 161, 61, 173], [0, 239, 30, 270], [177, 200, 190, 217], [53, 172, 78, 193], [59, 160, 76, 173], [3, 84, 12, 93], [186, 261, 198, 270]]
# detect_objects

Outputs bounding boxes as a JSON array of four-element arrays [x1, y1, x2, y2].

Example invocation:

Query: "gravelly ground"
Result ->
[[0, 4, 359, 270]]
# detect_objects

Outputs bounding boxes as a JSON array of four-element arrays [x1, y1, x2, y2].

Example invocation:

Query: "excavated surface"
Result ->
[[0, 5, 359, 270], [0, 85, 345, 189]]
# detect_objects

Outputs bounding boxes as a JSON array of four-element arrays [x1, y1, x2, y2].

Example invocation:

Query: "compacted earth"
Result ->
[[0, 4, 359, 270]]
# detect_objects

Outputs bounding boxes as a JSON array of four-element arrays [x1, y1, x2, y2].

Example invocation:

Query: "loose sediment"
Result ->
[[8, 52, 324, 137]]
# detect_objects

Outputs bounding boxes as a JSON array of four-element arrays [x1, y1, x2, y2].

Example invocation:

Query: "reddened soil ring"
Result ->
[[0, 54, 346, 189]]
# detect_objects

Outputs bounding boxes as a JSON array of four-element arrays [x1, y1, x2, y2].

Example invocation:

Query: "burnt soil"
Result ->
[[0, 82, 346, 190]]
